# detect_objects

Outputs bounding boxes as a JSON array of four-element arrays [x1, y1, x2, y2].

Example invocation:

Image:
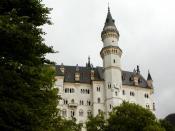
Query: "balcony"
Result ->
[[68, 99, 78, 108], [68, 102, 78, 108]]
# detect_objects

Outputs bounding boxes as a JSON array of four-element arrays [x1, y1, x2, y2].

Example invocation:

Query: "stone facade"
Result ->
[[55, 7, 155, 128]]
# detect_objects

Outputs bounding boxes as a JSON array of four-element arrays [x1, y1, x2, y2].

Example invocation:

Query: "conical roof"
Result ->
[[147, 71, 152, 80], [104, 7, 116, 28]]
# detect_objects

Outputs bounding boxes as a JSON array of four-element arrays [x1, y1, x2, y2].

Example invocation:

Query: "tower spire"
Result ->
[[147, 70, 152, 80], [86, 56, 91, 68], [108, 2, 110, 12]]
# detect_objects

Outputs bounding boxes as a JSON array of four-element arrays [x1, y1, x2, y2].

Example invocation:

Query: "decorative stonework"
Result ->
[[101, 31, 119, 41], [100, 46, 122, 58]]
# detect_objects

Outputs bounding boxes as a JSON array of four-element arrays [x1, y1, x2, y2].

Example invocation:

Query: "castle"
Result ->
[[55, 7, 155, 125]]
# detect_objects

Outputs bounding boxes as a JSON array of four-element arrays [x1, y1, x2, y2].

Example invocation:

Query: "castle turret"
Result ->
[[100, 7, 122, 116], [147, 70, 153, 88]]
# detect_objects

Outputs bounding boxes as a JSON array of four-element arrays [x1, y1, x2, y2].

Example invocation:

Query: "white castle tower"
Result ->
[[100, 7, 123, 116]]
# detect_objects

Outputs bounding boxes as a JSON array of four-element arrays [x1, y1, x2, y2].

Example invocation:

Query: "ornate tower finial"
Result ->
[[86, 56, 91, 68], [88, 56, 90, 64], [136, 65, 140, 74], [108, 2, 110, 12]]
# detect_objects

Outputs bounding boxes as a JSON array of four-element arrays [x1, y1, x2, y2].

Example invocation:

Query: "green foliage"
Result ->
[[143, 125, 165, 131], [86, 102, 164, 131], [53, 118, 82, 131], [0, 0, 61, 130], [160, 119, 175, 131], [107, 102, 163, 131], [86, 113, 106, 131]]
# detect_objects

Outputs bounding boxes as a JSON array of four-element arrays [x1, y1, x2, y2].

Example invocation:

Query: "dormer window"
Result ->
[[75, 72, 80, 81]]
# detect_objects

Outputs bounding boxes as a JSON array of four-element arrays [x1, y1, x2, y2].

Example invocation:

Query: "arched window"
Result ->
[[97, 98, 101, 103], [79, 109, 84, 116]]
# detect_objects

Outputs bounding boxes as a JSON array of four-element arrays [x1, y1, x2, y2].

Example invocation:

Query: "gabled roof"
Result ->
[[56, 65, 149, 88]]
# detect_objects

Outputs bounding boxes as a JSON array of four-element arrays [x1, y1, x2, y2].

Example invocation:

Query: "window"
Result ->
[[108, 83, 111, 89], [65, 88, 75, 93], [71, 110, 75, 117], [122, 90, 125, 95], [63, 99, 68, 105], [153, 103, 155, 111], [87, 110, 92, 117], [97, 98, 101, 103], [62, 109, 67, 117], [144, 93, 149, 98], [87, 100, 91, 106], [80, 100, 84, 105], [110, 104, 112, 109], [65, 88, 68, 93], [81, 89, 90, 94], [97, 87, 100, 92], [79, 109, 84, 117], [113, 59, 115, 63], [115, 91, 118, 96], [130, 91, 135, 96], [146, 104, 150, 109]]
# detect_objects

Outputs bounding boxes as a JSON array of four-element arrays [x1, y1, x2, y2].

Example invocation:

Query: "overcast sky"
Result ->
[[43, 0, 175, 118]]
